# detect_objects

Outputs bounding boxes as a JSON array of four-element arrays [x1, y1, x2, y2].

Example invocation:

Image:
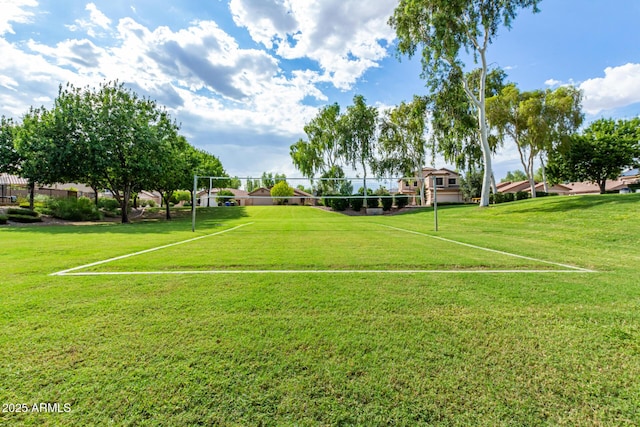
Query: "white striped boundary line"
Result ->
[[50, 223, 254, 276], [56, 269, 595, 276], [378, 224, 596, 273], [50, 221, 596, 277]]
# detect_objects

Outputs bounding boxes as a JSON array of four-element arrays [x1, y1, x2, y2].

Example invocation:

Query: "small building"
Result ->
[[397, 167, 464, 206], [197, 188, 250, 206], [245, 187, 313, 206]]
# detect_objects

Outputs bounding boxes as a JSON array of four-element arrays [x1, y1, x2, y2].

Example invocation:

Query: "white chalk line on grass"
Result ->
[[57, 269, 596, 276], [50, 223, 254, 276], [378, 224, 596, 273]]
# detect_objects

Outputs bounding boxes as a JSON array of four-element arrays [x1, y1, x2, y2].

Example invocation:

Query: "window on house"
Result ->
[[413, 181, 418, 187], [435, 177, 444, 186], [448, 178, 457, 185]]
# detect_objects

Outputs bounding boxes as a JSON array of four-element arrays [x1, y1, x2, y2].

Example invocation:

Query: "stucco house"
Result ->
[[496, 181, 573, 195], [397, 167, 464, 206], [246, 187, 313, 206], [197, 188, 250, 206], [497, 178, 633, 196]]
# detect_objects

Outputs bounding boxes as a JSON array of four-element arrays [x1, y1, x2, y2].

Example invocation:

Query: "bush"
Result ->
[[380, 195, 393, 211], [515, 191, 529, 201], [0, 214, 7, 224], [394, 194, 409, 209], [8, 208, 40, 217], [147, 200, 156, 207], [8, 214, 42, 223], [366, 196, 379, 209], [47, 197, 102, 221], [350, 196, 364, 212], [330, 197, 349, 211], [98, 198, 120, 212]]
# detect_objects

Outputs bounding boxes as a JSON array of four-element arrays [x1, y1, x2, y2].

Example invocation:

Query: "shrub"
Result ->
[[515, 191, 529, 201], [8, 214, 42, 223], [47, 197, 102, 221], [380, 195, 393, 211], [271, 182, 294, 205], [394, 194, 409, 209], [366, 196, 379, 209], [0, 214, 7, 224], [330, 197, 349, 211], [98, 198, 120, 212], [350, 196, 364, 212], [8, 208, 39, 217], [147, 200, 156, 207]]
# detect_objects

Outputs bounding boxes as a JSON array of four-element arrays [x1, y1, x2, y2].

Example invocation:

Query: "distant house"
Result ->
[[497, 179, 632, 195], [496, 181, 573, 195], [246, 187, 313, 206], [397, 167, 464, 205], [197, 188, 250, 206], [620, 168, 640, 187]]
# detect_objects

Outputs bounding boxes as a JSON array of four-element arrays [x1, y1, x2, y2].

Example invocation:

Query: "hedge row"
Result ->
[[326, 194, 410, 212]]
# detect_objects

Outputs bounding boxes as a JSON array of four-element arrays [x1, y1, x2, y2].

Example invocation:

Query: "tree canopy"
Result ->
[[389, 0, 541, 206], [547, 118, 640, 193]]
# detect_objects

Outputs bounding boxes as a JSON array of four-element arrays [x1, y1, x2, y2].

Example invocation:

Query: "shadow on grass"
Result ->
[[0, 206, 250, 235]]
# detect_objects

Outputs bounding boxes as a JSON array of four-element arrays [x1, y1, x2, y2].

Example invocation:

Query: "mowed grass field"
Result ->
[[1, 194, 639, 425]]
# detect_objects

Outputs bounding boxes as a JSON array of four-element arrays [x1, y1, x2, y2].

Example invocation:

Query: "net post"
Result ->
[[433, 175, 438, 232], [192, 174, 198, 232]]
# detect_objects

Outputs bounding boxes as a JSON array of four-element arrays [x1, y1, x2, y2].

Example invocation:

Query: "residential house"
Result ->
[[397, 167, 464, 206], [197, 188, 250, 206], [246, 187, 313, 206], [497, 179, 632, 196], [496, 181, 573, 195]]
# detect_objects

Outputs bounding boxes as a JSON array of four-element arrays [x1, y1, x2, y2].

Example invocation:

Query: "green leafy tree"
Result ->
[[548, 118, 640, 193], [270, 180, 294, 205], [341, 95, 378, 205], [501, 170, 528, 182], [389, 0, 541, 206], [290, 103, 344, 183], [429, 67, 506, 194], [377, 96, 429, 205], [0, 116, 21, 175], [229, 176, 242, 189], [261, 172, 275, 188], [537, 86, 584, 191], [487, 84, 583, 196], [50, 81, 183, 223], [460, 167, 484, 200], [14, 107, 60, 209]]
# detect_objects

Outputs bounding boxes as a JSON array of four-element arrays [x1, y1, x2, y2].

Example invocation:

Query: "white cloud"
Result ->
[[230, 0, 397, 90], [544, 78, 562, 87], [580, 63, 640, 115], [0, 0, 38, 35], [67, 2, 111, 37]]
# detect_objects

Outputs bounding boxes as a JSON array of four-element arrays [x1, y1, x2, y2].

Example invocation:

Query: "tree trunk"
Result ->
[[540, 154, 549, 193], [91, 185, 99, 206], [120, 185, 131, 224], [476, 48, 492, 207], [28, 181, 35, 210], [599, 180, 607, 194], [163, 191, 172, 220]]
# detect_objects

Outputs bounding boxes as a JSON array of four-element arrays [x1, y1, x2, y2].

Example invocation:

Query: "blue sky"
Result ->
[[1, 0, 639, 181]]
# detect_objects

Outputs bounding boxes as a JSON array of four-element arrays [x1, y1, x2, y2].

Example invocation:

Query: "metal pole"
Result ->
[[192, 175, 198, 232], [433, 175, 438, 232]]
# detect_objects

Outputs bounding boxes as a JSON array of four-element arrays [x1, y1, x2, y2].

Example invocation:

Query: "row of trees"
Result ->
[[292, 0, 639, 202], [0, 81, 226, 222]]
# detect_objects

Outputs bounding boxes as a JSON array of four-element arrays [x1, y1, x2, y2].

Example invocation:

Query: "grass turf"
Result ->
[[1, 194, 639, 425]]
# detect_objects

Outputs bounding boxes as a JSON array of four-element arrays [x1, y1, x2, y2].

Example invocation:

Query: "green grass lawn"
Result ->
[[1, 194, 639, 425]]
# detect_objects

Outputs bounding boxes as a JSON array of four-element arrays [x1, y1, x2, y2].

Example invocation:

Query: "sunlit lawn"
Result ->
[[1, 195, 639, 425]]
